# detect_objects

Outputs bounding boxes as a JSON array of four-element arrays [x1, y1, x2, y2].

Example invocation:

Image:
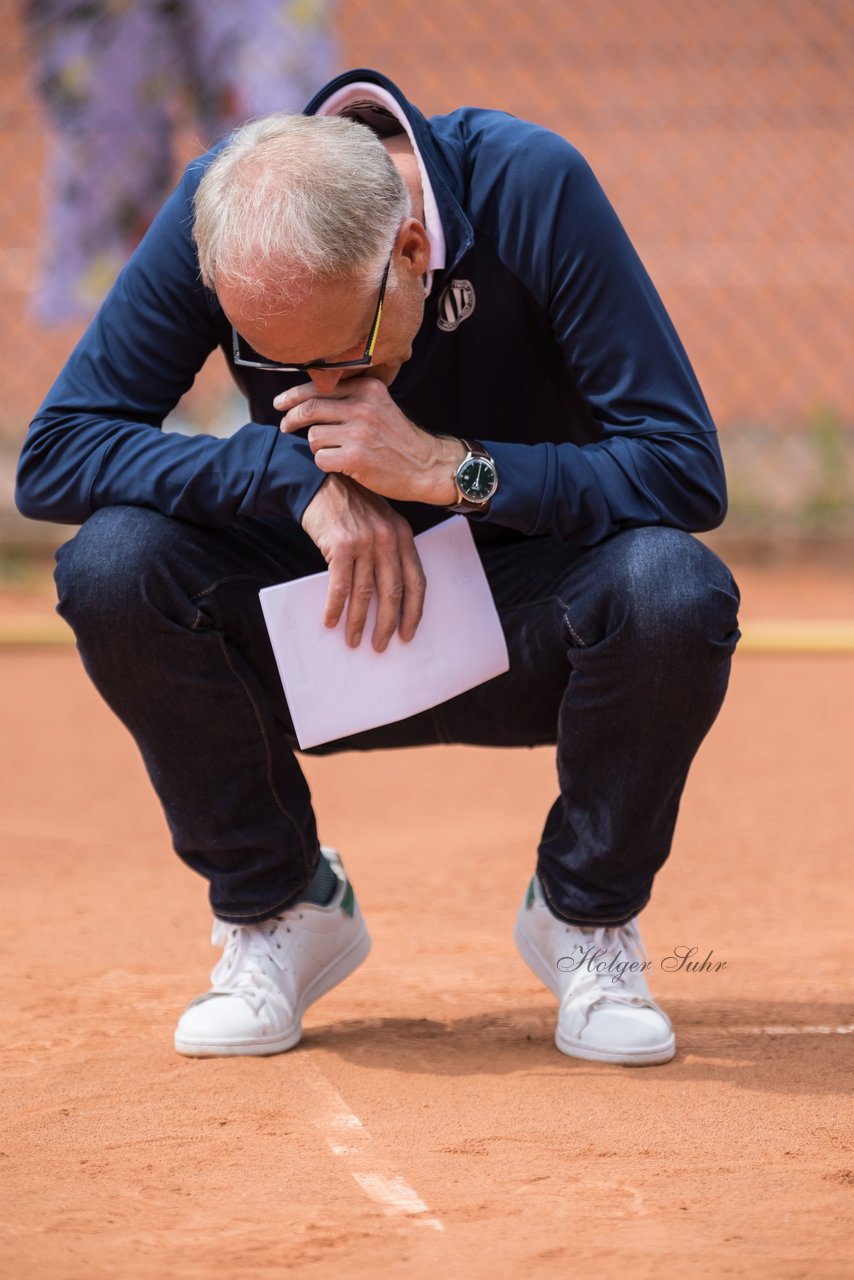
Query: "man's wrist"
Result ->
[[426, 435, 467, 505]]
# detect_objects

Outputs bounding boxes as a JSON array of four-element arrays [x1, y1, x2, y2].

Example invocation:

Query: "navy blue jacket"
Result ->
[[16, 68, 727, 546]]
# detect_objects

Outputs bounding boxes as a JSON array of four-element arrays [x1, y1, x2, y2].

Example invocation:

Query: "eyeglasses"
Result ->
[[231, 255, 392, 374]]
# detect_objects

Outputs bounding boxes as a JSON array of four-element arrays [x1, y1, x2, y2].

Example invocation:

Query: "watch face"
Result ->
[[458, 457, 497, 501]]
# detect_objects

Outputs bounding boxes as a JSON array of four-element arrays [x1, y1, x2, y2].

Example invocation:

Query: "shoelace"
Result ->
[[203, 912, 302, 1029], [558, 916, 657, 1032]]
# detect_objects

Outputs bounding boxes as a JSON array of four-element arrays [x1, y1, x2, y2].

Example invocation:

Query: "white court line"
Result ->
[[297, 1056, 444, 1232], [352, 1172, 436, 1217], [731, 1024, 854, 1035]]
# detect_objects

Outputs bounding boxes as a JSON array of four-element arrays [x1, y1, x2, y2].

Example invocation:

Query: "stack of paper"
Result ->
[[259, 516, 510, 749]]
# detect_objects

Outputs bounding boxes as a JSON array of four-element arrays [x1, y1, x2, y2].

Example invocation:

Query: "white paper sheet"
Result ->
[[259, 516, 510, 749]]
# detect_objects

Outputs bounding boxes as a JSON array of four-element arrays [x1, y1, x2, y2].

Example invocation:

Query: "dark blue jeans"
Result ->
[[55, 507, 740, 927]]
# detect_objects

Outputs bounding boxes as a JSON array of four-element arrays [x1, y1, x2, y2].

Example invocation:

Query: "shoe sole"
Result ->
[[513, 910, 676, 1068], [554, 1027, 675, 1066], [174, 920, 372, 1058]]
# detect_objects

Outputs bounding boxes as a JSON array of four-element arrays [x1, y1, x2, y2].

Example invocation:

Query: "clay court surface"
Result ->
[[1, 556, 852, 1278]]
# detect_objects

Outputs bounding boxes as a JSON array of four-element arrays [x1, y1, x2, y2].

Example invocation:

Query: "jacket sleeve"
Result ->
[[467, 116, 727, 542], [15, 162, 325, 528]]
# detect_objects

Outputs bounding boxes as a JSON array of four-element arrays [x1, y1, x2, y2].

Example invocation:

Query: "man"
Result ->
[[17, 69, 740, 1067]]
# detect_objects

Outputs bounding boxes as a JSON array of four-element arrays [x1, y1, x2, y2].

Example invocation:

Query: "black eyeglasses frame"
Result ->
[[230, 255, 392, 374]]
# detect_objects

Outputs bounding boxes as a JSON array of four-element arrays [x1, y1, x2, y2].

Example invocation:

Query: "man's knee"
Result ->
[[55, 505, 195, 632], [573, 527, 740, 656]]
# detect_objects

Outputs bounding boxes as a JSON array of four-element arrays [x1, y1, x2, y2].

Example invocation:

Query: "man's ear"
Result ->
[[396, 218, 431, 278]]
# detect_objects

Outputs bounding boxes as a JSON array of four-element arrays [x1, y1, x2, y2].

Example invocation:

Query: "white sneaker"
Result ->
[[514, 874, 675, 1066], [174, 848, 371, 1057]]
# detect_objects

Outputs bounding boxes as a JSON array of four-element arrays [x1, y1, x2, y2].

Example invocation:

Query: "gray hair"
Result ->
[[193, 113, 410, 311]]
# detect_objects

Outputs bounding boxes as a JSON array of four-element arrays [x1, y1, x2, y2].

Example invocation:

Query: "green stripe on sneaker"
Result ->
[[340, 881, 355, 917], [526, 877, 536, 909]]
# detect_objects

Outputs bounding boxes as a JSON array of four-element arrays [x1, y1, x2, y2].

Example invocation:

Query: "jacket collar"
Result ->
[[304, 68, 474, 283]]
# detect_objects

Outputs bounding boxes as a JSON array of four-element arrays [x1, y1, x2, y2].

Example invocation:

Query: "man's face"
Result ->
[[220, 219, 431, 395]]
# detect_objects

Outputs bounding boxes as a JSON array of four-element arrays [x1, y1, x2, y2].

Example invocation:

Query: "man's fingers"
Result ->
[[371, 531, 406, 652], [323, 549, 355, 631], [344, 552, 377, 648], [337, 526, 417, 652], [341, 523, 424, 650], [299, 477, 421, 652], [274, 382, 354, 414], [280, 398, 346, 436], [397, 533, 427, 642], [307, 425, 349, 472]]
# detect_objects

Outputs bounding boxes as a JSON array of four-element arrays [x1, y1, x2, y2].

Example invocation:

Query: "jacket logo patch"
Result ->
[[437, 279, 475, 332]]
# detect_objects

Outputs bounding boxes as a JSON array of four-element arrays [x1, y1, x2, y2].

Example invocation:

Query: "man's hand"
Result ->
[[300, 474, 426, 652], [275, 378, 464, 506]]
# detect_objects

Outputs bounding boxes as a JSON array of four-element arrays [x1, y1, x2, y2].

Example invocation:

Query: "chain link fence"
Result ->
[[1, 0, 851, 546]]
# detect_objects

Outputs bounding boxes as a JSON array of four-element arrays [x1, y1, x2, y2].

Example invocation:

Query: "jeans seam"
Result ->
[[496, 591, 587, 647], [189, 573, 271, 628], [562, 604, 587, 648], [500, 590, 587, 648]]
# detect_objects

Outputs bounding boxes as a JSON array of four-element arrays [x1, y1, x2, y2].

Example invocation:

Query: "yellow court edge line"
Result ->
[[0, 618, 75, 646], [738, 621, 854, 653], [2, 616, 854, 652]]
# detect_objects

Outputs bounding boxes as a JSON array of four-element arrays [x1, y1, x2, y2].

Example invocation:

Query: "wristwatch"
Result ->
[[447, 439, 498, 513]]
